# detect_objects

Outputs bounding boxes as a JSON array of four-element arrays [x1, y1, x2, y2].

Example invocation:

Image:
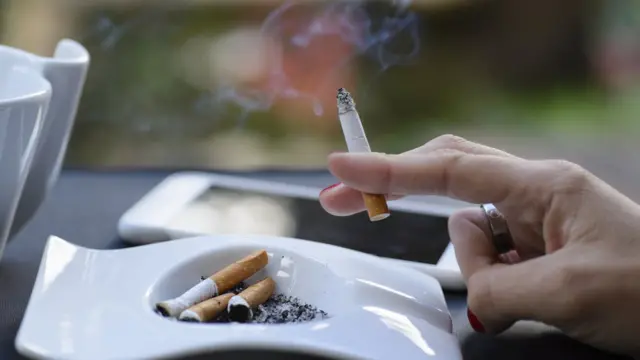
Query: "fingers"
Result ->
[[410, 134, 518, 159], [320, 135, 517, 216], [447, 208, 498, 277], [319, 184, 364, 216], [328, 149, 530, 205], [449, 208, 565, 333], [319, 183, 401, 216]]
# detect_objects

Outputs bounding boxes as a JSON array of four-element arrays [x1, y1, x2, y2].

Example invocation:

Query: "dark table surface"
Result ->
[[0, 169, 631, 360]]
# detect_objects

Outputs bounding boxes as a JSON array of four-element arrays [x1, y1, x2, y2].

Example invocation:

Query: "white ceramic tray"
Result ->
[[16, 235, 462, 360]]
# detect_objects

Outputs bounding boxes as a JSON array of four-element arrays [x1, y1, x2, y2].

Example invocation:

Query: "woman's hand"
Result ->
[[318, 135, 640, 356]]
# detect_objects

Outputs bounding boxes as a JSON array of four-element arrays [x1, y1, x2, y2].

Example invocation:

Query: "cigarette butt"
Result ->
[[237, 277, 276, 308], [156, 249, 268, 318], [178, 293, 234, 323], [210, 250, 269, 294], [227, 277, 276, 323], [156, 278, 218, 318], [362, 193, 390, 221]]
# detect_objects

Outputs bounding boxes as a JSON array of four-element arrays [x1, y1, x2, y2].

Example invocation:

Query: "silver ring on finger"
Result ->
[[480, 203, 515, 254]]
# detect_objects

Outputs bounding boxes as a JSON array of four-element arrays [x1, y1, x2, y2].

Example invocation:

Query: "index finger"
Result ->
[[327, 149, 532, 205], [320, 136, 518, 216]]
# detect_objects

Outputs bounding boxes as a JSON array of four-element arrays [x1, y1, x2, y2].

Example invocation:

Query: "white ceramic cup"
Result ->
[[0, 39, 89, 261]]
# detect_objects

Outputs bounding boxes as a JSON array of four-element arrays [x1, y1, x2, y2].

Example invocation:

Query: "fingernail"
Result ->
[[467, 308, 485, 333], [320, 183, 341, 194]]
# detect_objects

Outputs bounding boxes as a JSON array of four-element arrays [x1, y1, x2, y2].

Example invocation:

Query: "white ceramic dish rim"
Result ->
[[16, 235, 462, 360]]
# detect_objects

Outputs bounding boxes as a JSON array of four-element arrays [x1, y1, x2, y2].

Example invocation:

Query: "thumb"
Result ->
[[449, 208, 565, 333]]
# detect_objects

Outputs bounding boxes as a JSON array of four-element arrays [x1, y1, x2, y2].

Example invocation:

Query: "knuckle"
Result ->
[[430, 147, 465, 158], [447, 209, 467, 229], [437, 149, 465, 196], [553, 159, 583, 173], [431, 134, 469, 149], [541, 160, 592, 198], [550, 160, 588, 186]]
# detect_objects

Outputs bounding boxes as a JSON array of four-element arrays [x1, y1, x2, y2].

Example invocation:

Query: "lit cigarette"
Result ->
[[227, 277, 276, 323], [178, 293, 234, 323], [336, 88, 390, 222], [156, 250, 269, 318]]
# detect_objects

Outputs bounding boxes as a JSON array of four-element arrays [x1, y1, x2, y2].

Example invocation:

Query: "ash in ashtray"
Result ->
[[203, 280, 329, 324], [253, 294, 329, 324]]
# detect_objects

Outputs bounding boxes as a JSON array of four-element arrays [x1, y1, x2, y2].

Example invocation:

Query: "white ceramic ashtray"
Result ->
[[16, 235, 462, 360]]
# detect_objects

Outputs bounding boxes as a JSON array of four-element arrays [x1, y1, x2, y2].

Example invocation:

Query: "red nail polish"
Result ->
[[320, 183, 341, 194], [467, 308, 485, 333]]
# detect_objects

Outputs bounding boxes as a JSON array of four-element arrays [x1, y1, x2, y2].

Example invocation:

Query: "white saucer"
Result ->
[[16, 235, 462, 360]]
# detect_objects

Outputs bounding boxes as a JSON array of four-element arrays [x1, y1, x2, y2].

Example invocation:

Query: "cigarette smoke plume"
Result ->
[[83, 1, 420, 130]]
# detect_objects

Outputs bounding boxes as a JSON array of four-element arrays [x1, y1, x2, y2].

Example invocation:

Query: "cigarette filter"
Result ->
[[227, 277, 276, 323], [178, 293, 234, 323], [362, 193, 390, 221], [210, 250, 269, 293], [336, 88, 390, 222], [156, 249, 269, 318]]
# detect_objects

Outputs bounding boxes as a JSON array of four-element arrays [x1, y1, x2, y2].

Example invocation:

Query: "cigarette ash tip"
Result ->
[[227, 295, 253, 323], [228, 303, 252, 323], [336, 87, 356, 114], [178, 310, 202, 323], [155, 304, 171, 318]]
